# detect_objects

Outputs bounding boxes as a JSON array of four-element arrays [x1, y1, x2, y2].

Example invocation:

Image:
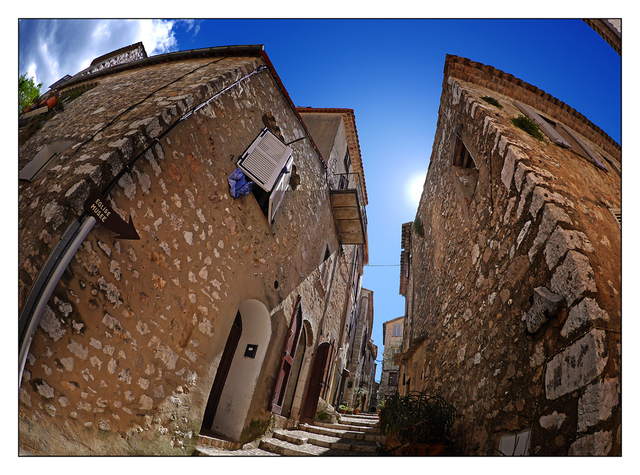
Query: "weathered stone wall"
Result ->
[[378, 317, 404, 404], [18, 54, 346, 454], [343, 288, 372, 408], [401, 61, 620, 455]]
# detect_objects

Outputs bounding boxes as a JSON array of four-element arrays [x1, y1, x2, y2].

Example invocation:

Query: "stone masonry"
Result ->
[[397, 55, 620, 455], [18, 46, 370, 454]]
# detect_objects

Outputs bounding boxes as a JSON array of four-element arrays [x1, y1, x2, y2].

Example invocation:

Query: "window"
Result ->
[[451, 134, 478, 206], [343, 149, 351, 173], [609, 207, 621, 228], [238, 128, 294, 224], [319, 246, 333, 292], [238, 128, 293, 192], [514, 101, 608, 171], [388, 372, 398, 386], [513, 101, 570, 148], [392, 324, 401, 337]]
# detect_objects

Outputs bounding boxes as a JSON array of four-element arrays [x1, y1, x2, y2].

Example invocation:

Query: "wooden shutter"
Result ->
[[513, 101, 570, 147], [557, 123, 608, 171], [268, 155, 294, 223], [238, 128, 292, 192]]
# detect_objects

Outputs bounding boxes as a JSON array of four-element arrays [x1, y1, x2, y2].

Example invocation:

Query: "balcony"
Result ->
[[329, 172, 367, 245]]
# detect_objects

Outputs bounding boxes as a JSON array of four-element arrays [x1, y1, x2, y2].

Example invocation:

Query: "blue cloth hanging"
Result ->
[[228, 168, 256, 198]]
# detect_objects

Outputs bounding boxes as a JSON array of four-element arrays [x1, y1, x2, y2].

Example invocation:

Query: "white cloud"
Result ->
[[19, 19, 180, 91], [135, 19, 178, 55]]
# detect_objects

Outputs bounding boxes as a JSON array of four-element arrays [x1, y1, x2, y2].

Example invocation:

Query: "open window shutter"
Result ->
[[557, 123, 608, 171], [268, 155, 294, 224], [513, 102, 570, 147], [238, 128, 292, 192]]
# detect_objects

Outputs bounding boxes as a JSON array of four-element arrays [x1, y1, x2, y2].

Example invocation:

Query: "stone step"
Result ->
[[196, 433, 242, 450], [259, 435, 374, 456], [337, 416, 379, 428], [316, 420, 379, 433], [194, 445, 280, 456], [299, 423, 383, 442], [272, 429, 378, 453]]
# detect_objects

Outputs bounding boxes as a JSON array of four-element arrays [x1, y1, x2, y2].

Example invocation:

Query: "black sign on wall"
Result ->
[[84, 189, 139, 240]]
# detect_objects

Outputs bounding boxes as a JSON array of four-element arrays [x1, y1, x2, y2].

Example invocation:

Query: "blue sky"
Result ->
[[18, 18, 622, 382]]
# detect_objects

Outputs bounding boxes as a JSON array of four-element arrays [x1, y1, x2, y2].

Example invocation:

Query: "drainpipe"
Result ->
[[18, 62, 270, 390], [18, 216, 96, 385]]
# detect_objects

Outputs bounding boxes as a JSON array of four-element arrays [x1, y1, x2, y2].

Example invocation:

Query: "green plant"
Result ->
[[378, 390, 458, 455], [412, 217, 424, 237], [316, 410, 329, 421], [512, 114, 544, 141], [480, 96, 503, 109], [353, 388, 363, 409], [19, 73, 42, 115]]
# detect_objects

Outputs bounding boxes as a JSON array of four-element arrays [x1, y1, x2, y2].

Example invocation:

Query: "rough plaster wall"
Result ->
[[378, 320, 403, 402], [404, 77, 620, 455], [18, 56, 344, 454]]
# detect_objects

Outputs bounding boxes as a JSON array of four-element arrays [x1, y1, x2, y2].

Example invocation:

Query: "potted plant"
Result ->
[[378, 390, 457, 455], [338, 404, 348, 414], [353, 387, 363, 414]]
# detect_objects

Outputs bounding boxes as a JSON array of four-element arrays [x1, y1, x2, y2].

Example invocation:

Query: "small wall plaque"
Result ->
[[244, 344, 258, 358]]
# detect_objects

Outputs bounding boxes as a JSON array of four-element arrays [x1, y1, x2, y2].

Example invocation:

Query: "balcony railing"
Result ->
[[328, 172, 368, 245]]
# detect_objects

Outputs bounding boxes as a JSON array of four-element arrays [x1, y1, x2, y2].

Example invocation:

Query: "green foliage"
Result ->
[[63, 87, 88, 104], [481, 96, 503, 109], [378, 390, 458, 454], [412, 217, 424, 237], [316, 410, 329, 421], [512, 114, 544, 141], [239, 417, 271, 444], [19, 73, 42, 115]]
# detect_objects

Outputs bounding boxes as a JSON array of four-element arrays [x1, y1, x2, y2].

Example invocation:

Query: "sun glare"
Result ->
[[407, 172, 426, 208]]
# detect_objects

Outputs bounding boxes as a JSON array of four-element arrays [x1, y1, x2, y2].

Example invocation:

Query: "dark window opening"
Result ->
[[343, 149, 351, 173], [451, 134, 479, 206], [453, 135, 475, 169], [389, 372, 398, 386]]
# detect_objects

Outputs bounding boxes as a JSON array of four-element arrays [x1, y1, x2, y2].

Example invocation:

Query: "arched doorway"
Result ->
[[201, 299, 271, 441], [300, 342, 332, 423], [271, 301, 303, 414], [281, 324, 307, 418], [201, 312, 242, 432]]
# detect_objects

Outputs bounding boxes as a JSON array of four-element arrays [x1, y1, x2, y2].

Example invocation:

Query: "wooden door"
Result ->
[[202, 312, 242, 431], [300, 342, 330, 423], [320, 338, 335, 400], [271, 302, 302, 414]]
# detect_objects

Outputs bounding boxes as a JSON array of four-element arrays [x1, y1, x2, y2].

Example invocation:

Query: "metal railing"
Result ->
[[328, 172, 368, 233]]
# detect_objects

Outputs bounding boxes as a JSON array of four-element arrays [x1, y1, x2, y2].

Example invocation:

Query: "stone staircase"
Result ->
[[194, 412, 382, 456]]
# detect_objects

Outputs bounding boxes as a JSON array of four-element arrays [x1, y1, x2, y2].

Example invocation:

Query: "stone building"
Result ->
[[339, 288, 377, 412], [18, 44, 369, 455], [377, 316, 404, 406], [396, 54, 621, 455]]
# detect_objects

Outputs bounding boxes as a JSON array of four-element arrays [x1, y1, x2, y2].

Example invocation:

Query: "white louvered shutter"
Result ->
[[238, 128, 293, 192], [268, 155, 294, 224]]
